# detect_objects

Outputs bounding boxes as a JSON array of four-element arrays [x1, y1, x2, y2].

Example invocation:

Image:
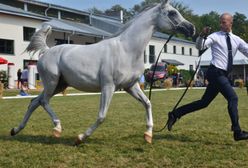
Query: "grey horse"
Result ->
[[11, 0, 195, 145]]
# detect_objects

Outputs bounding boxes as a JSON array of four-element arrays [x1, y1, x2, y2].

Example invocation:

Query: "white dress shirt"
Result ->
[[196, 31, 248, 71]]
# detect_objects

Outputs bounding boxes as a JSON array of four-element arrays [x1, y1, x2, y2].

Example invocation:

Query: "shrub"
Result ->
[[0, 70, 8, 88], [179, 69, 194, 85], [234, 79, 244, 88], [164, 78, 173, 89], [167, 65, 178, 76]]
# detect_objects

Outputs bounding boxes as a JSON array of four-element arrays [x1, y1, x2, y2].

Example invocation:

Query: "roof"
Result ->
[[44, 19, 112, 37], [161, 59, 184, 65], [200, 59, 248, 66], [22, 0, 90, 16], [0, 3, 48, 21], [21, 0, 121, 22], [0, 2, 120, 37], [91, 15, 123, 34], [153, 32, 195, 45], [200, 48, 248, 65]]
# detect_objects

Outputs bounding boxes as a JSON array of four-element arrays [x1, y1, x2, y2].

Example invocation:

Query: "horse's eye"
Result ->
[[168, 11, 177, 18]]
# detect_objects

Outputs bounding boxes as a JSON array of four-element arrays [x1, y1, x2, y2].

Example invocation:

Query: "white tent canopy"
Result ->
[[200, 48, 248, 66], [200, 48, 248, 82]]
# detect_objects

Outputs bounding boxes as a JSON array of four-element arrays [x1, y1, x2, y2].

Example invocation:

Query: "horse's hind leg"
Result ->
[[75, 85, 115, 145], [10, 93, 43, 136], [124, 82, 153, 143], [39, 93, 62, 137], [39, 82, 67, 138]]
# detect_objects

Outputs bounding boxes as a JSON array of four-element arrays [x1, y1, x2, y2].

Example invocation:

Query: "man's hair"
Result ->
[[220, 13, 233, 23]]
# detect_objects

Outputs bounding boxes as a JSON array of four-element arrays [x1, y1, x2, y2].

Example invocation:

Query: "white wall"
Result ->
[[0, 13, 43, 74], [0, 13, 101, 80], [144, 37, 199, 70]]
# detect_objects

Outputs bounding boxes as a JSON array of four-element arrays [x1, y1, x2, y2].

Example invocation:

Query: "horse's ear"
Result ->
[[161, 0, 169, 6]]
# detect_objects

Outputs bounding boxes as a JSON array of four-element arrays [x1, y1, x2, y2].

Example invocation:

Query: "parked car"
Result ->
[[145, 62, 168, 83]]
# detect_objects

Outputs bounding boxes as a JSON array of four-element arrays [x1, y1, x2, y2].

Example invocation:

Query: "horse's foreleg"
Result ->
[[40, 95, 62, 138], [10, 94, 42, 136], [75, 85, 115, 146], [125, 83, 153, 143]]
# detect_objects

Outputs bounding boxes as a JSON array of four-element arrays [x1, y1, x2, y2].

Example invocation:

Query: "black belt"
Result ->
[[209, 64, 228, 76]]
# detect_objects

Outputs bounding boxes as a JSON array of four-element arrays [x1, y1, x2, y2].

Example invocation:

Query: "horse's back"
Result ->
[[38, 44, 107, 91]]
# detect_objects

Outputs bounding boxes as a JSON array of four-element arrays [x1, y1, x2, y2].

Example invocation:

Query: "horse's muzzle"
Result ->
[[176, 21, 195, 37]]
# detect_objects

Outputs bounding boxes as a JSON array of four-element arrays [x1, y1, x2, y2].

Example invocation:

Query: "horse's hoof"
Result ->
[[144, 132, 152, 144], [53, 128, 62, 138], [10, 128, 16, 136], [74, 135, 83, 146]]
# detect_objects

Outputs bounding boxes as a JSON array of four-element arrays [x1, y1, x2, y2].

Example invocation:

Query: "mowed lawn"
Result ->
[[0, 88, 248, 168]]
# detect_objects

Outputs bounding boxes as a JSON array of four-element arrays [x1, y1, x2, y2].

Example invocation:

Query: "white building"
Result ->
[[0, 0, 199, 86], [145, 32, 198, 70]]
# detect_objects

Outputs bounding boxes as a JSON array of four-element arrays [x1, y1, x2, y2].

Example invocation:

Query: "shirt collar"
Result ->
[[220, 31, 233, 36]]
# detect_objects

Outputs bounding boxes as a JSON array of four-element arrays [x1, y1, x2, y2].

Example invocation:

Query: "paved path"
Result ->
[[2, 87, 206, 100]]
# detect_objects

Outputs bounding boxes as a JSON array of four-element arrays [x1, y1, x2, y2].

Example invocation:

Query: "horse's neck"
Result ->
[[120, 5, 159, 56]]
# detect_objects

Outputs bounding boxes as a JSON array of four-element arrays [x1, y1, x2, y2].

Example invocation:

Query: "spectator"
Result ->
[[21, 66, 28, 86], [17, 69, 22, 89], [19, 81, 29, 96]]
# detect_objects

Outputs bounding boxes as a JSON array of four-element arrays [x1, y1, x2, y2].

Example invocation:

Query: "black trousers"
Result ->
[[174, 65, 241, 132]]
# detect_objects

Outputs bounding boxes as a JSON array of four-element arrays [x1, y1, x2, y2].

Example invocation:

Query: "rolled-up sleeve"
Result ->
[[238, 38, 248, 58]]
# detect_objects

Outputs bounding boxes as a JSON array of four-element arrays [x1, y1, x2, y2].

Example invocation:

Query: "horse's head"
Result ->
[[157, 0, 195, 37]]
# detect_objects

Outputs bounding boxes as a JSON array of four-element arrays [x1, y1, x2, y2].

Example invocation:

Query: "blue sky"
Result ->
[[40, 0, 248, 18]]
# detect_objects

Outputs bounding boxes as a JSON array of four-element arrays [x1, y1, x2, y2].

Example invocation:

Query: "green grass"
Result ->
[[0, 88, 248, 168]]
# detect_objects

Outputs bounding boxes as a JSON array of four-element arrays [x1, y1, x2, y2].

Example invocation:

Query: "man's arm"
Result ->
[[196, 36, 206, 50], [195, 27, 212, 50], [238, 38, 248, 58]]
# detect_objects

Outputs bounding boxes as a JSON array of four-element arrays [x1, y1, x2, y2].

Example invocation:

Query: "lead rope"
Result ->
[[148, 34, 174, 100], [150, 36, 208, 132]]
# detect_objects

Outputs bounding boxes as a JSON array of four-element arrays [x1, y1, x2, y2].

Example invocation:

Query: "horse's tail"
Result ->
[[25, 24, 52, 57]]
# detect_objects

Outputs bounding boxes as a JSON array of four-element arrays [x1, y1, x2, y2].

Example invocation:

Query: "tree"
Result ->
[[105, 5, 129, 21], [88, 5, 132, 23], [87, 7, 104, 15], [200, 12, 220, 33], [233, 12, 248, 41]]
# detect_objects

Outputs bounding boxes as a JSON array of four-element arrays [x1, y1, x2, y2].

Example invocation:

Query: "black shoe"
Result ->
[[166, 112, 177, 131], [234, 131, 248, 141]]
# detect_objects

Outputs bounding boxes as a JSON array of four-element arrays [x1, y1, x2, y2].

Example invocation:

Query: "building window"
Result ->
[[55, 39, 73, 45], [189, 48, 192, 56], [164, 44, 167, 53], [0, 38, 14, 54], [23, 60, 37, 69], [144, 50, 147, 63], [149, 45, 155, 63], [182, 47, 184, 55], [173, 46, 176, 54], [23, 27, 36, 41], [189, 65, 194, 71], [61, 11, 89, 24]]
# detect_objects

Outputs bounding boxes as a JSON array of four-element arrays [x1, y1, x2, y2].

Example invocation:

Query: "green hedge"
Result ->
[[0, 70, 8, 88], [179, 69, 194, 84]]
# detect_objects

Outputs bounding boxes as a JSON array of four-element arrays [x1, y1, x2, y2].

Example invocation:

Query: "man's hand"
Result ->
[[199, 26, 211, 38]]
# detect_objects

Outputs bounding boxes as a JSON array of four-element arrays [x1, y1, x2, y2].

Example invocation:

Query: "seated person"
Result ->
[[19, 81, 29, 96]]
